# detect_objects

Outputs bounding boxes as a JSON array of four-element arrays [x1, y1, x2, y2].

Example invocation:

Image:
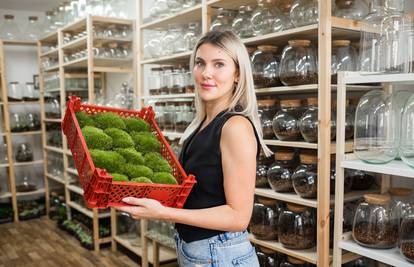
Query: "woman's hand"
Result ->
[[115, 197, 169, 220]]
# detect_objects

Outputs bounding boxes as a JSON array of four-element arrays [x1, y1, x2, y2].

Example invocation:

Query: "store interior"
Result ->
[[0, 0, 414, 266]]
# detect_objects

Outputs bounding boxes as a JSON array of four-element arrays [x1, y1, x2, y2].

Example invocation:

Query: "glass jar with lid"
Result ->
[[252, 45, 281, 88], [354, 90, 398, 164], [352, 194, 399, 248], [400, 206, 414, 263], [143, 29, 164, 58], [267, 148, 297, 193], [231, 5, 254, 38], [171, 68, 185, 94], [251, 0, 289, 36], [210, 8, 234, 32], [161, 24, 183, 56], [117, 212, 139, 239], [331, 40, 357, 83], [278, 203, 316, 249], [164, 101, 176, 132], [10, 113, 26, 132], [280, 256, 314, 267], [161, 66, 173, 95], [256, 150, 273, 188], [182, 101, 193, 130], [256, 246, 284, 267], [24, 16, 41, 41], [16, 173, 37, 192], [183, 22, 199, 51], [249, 197, 284, 240], [389, 187, 412, 227], [272, 99, 303, 141], [26, 113, 40, 131], [299, 97, 336, 143], [401, 94, 414, 168], [289, 0, 318, 27], [0, 15, 22, 40], [149, 68, 162, 95], [258, 99, 278, 139], [8, 82, 22, 101], [329, 155, 352, 194], [15, 143, 34, 162], [154, 102, 166, 131], [184, 68, 195, 93], [333, 0, 368, 20], [279, 40, 318, 86], [346, 169, 375, 191], [45, 97, 61, 119], [292, 150, 318, 199]]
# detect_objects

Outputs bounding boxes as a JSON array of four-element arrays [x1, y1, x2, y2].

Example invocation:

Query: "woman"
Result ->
[[117, 30, 272, 266]]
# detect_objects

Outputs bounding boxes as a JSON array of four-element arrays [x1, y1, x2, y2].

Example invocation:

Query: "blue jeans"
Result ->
[[173, 230, 259, 267]]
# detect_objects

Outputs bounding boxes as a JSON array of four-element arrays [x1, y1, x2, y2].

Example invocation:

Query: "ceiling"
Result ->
[[0, 0, 56, 12]]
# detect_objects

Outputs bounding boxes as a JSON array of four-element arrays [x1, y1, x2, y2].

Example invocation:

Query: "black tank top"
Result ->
[[176, 110, 259, 243]]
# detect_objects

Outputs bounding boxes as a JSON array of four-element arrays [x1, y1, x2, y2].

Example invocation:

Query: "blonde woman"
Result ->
[[117, 30, 272, 266]]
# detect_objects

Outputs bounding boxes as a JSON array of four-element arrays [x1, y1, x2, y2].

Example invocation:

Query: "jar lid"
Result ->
[[259, 247, 275, 254], [307, 97, 318, 106], [108, 42, 118, 48], [286, 203, 306, 213], [389, 187, 412, 197], [5, 14, 14, 19], [280, 99, 301, 108], [332, 40, 351, 47], [151, 67, 163, 71], [246, 45, 257, 55], [257, 197, 278, 206], [364, 194, 391, 205], [300, 150, 317, 164], [29, 16, 38, 21], [46, 11, 54, 16], [257, 45, 278, 53], [275, 149, 295, 161], [257, 99, 277, 107], [288, 40, 311, 47], [287, 256, 306, 264]]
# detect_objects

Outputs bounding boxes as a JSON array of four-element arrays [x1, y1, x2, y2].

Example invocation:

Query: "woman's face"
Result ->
[[193, 43, 239, 103]]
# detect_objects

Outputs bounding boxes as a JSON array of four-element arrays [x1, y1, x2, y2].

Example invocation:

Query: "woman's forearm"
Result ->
[[163, 204, 251, 232]]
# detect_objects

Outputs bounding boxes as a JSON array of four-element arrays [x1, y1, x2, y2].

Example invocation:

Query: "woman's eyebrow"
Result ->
[[195, 57, 227, 63]]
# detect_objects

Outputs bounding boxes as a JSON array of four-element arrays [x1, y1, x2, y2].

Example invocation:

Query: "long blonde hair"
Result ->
[[180, 31, 272, 157]]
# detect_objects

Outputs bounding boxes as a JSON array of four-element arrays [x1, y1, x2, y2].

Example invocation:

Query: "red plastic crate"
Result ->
[[61, 96, 196, 209]]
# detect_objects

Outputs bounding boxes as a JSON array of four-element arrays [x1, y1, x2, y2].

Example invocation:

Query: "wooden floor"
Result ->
[[0, 217, 139, 267]]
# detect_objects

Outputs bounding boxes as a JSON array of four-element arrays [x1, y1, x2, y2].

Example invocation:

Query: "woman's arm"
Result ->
[[118, 116, 257, 232]]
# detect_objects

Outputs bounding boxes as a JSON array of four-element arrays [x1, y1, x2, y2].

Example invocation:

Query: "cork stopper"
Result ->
[[46, 11, 54, 16], [29, 16, 38, 21], [333, 40, 351, 47], [257, 197, 278, 206], [288, 40, 311, 47], [246, 45, 257, 55], [300, 150, 317, 164], [278, 0, 294, 13], [389, 187, 412, 197], [257, 99, 277, 108], [108, 42, 118, 49], [260, 247, 275, 254], [275, 149, 295, 161], [280, 99, 301, 108], [286, 203, 306, 213], [4, 14, 14, 19], [364, 194, 391, 205], [287, 256, 306, 264], [258, 45, 278, 53], [307, 97, 318, 106]]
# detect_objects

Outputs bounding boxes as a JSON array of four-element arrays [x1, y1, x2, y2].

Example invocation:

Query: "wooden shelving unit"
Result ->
[[0, 40, 45, 223], [38, 15, 135, 252], [333, 71, 414, 267]]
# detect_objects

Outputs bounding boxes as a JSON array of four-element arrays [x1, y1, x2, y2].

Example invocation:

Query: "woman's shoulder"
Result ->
[[221, 115, 256, 141]]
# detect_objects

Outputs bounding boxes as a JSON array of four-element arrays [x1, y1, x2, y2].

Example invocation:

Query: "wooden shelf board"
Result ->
[[141, 51, 193, 65], [143, 93, 195, 100], [162, 131, 184, 139], [44, 146, 65, 154], [140, 4, 202, 30], [62, 57, 87, 68], [3, 40, 37, 46], [0, 192, 12, 199], [255, 84, 378, 95], [46, 173, 65, 184], [66, 168, 78, 176], [339, 239, 412, 267], [11, 131, 42, 136], [61, 18, 86, 32], [68, 201, 110, 219], [39, 32, 58, 43], [0, 163, 9, 168], [67, 184, 84, 195], [43, 118, 62, 123], [40, 49, 59, 58], [255, 188, 317, 208], [98, 236, 112, 244], [16, 188, 45, 197], [249, 235, 319, 265], [14, 160, 44, 167], [264, 140, 353, 153], [342, 154, 414, 179], [92, 16, 134, 26], [207, 0, 257, 9], [43, 65, 59, 72], [61, 36, 87, 50], [94, 37, 133, 46], [342, 71, 414, 85], [8, 100, 40, 106], [92, 66, 133, 73]]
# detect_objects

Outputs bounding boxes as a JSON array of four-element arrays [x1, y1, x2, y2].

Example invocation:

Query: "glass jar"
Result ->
[[289, 0, 318, 27], [251, 0, 289, 36], [346, 169, 375, 190], [210, 8, 234, 32], [10, 113, 26, 132], [329, 156, 352, 194], [400, 206, 414, 263], [342, 257, 378, 267], [252, 45, 281, 88], [401, 94, 414, 167], [161, 66, 173, 95], [299, 98, 336, 143], [256, 150, 273, 188], [359, 0, 389, 74], [150, 0, 169, 19], [389, 187, 412, 227], [278, 203, 316, 249], [117, 212, 139, 239], [26, 113, 40, 131], [256, 246, 284, 267], [45, 97, 61, 119], [231, 5, 254, 39], [333, 0, 369, 20], [267, 148, 297, 192], [15, 143, 34, 162], [272, 99, 303, 141], [279, 40, 318, 86], [171, 68, 185, 94], [164, 102, 175, 131], [354, 90, 398, 164], [22, 82, 37, 100], [24, 16, 41, 41], [183, 22, 199, 52], [331, 40, 357, 83], [280, 256, 311, 267], [16, 173, 37, 192], [344, 99, 355, 140], [154, 102, 166, 131], [161, 24, 183, 56], [8, 82, 22, 101], [0, 15, 22, 40], [249, 197, 283, 240], [0, 143, 8, 163], [143, 29, 164, 58], [292, 150, 318, 199], [258, 99, 278, 139], [352, 194, 399, 249], [149, 68, 162, 95]]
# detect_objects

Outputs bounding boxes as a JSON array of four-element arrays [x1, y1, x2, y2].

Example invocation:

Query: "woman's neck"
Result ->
[[204, 98, 232, 123]]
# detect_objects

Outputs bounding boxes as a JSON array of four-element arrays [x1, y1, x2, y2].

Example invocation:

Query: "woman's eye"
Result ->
[[215, 62, 224, 68], [195, 61, 204, 66]]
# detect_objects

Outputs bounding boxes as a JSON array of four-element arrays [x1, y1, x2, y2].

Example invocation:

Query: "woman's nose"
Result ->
[[201, 65, 213, 79]]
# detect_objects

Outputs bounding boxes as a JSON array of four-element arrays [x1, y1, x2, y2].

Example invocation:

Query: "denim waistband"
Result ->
[[175, 230, 248, 244]]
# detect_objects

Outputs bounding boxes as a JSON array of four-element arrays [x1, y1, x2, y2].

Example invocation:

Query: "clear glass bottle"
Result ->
[[333, 0, 369, 20], [354, 90, 398, 164], [250, 197, 283, 240], [252, 45, 281, 88], [400, 206, 414, 263], [331, 40, 357, 83], [292, 150, 318, 199], [272, 99, 303, 141], [401, 94, 414, 167], [231, 5, 254, 38], [258, 99, 278, 139], [267, 148, 297, 192], [279, 40, 318, 86], [352, 194, 398, 248], [278, 203, 316, 249], [359, 0, 389, 74], [1, 15, 22, 40], [289, 0, 318, 27]]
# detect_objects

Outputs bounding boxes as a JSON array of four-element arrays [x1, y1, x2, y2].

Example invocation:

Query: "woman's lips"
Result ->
[[201, 83, 216, 89]]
